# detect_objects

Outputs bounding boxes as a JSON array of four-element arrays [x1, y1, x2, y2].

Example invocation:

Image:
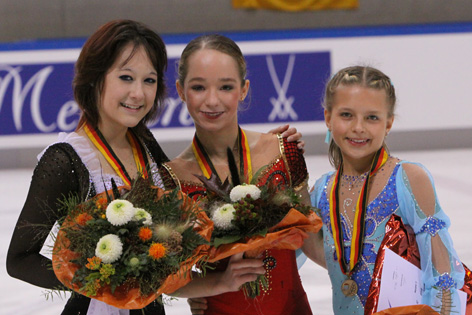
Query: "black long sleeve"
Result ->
[[6, 143, 91, 289], [6, 138, 166, 314]]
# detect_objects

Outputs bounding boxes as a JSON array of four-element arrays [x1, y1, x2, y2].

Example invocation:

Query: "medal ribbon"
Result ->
[[127, 131, 149, 179], [84, 122, 149, 186], [329, 147, 388, 275], [239, 127, 252, 183], [192, 126, 252, 182]]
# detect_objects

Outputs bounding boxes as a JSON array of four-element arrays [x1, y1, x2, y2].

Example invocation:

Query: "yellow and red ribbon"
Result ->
[[84, 122, 148, 186], [239, 128, 253, 183], [192, 127, 252, 183], [329, 147, 388, 275]]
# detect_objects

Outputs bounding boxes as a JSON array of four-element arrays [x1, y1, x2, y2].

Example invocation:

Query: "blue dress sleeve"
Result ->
[[395, 161, 465, 313]]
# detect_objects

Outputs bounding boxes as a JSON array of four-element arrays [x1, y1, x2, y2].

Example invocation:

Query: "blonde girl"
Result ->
[[311, 66, 465, 314]]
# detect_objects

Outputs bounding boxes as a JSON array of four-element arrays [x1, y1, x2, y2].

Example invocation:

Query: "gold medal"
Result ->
[[341, 279, 358, 297]]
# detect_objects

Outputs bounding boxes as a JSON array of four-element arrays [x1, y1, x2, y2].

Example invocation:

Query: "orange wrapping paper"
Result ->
[[207, 209, 322, 262], [52, 187, 212, 309], [373, 304, 439, 315]]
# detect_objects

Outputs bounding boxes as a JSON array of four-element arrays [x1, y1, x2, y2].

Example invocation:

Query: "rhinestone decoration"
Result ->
[[435, 273, 456, 290], [419, 216, 446, 236], [319, 164, 401, 307], [261, 250, 275, 295], [263, 256, 277, 270]]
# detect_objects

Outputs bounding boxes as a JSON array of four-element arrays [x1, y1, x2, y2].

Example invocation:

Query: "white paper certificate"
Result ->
[[377, 248, 466, 315], [377, 248, 424, 311]]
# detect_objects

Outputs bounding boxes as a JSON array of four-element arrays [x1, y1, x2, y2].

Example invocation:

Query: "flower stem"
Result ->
[[242, 274, 268, 298]]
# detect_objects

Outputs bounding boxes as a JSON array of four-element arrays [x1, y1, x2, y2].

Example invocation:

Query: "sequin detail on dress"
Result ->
[[418, 216, 446, 236], [319, 164, 400, 306], [435, 273, 457, 290]]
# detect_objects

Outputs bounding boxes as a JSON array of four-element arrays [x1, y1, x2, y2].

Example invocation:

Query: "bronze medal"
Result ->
[[341, 279, 358, 297]]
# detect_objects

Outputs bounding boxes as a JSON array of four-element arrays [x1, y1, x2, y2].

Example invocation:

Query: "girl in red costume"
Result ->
[[160, 34, 325, 315]]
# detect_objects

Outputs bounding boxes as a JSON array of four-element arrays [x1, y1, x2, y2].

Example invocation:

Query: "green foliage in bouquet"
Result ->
[[194, 149, 316, 298], [199, 177, 311, 247], [195, 148, 312, 248], [56, 177, 208, 297]]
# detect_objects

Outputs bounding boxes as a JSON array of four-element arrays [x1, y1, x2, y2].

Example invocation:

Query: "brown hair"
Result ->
[[323, 66, 396, 168], [177, 34, 247, 87], [74, 19, 167, 135]]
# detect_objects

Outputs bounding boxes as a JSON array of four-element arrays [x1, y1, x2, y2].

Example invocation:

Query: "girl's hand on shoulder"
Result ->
[[268, 124, 305, 152]]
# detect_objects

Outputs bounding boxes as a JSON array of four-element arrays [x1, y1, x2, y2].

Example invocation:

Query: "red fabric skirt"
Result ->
[[204, 249, 312, 315]]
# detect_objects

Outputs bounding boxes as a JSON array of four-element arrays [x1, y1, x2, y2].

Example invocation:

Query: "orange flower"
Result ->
[[149, 242, 167, 260], [76, 213, 93, 226], [139, 227, 153, 242], [85, 256, 102, 270], [95, 197, 108, 210]]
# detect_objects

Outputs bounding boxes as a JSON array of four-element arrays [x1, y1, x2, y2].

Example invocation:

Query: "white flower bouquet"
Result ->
[[52, 178, 211, 309]]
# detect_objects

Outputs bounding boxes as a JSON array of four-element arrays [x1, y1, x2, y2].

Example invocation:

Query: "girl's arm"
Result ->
[[6, 144, 87, 289], [299, 182, 326, 268], [398, 162, 465, 315]]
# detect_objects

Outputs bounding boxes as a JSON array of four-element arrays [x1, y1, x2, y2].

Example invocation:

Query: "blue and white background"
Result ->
[[1, 25, 471, 314], [2, 24, 472, 156], [0, 45, 330, 135]]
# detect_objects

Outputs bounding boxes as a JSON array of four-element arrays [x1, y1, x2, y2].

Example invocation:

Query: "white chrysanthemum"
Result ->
[[95, 234, 123, 264], [230, 184, 261, 202], [212, 204, 236, 230], [106, 199, 135, 226], [133, 208, 152, 225]]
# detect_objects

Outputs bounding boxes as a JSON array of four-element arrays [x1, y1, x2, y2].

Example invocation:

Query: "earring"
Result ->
[[324, 129, 332, 144]]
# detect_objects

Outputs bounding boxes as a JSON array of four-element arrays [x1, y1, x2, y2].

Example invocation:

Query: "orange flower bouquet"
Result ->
[[195, 149, 322, 297], [52, 177, 211, 309]]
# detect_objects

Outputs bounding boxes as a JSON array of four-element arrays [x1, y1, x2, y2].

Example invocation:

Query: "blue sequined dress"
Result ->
[[310, 161, 465, 314]]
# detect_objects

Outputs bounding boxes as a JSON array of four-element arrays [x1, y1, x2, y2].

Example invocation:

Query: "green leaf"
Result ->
[[253, 228, 268, 237], [213, 235, 242, 248]]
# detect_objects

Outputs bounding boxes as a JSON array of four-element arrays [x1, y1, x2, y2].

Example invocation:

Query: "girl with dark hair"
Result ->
[[6, 19, 170, 315], [6, 21, 303, 315]]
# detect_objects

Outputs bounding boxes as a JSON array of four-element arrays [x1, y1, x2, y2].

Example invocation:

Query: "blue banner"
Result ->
[[0, 50, 330, 135]]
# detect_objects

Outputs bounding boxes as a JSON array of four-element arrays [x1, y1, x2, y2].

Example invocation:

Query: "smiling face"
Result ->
[[98, 43, 158, 134], [176, 48, 249, 134], [325, 84, 394, 172]]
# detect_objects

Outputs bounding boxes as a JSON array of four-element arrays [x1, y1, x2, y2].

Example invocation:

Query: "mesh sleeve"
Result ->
[[142, 127, 170, 165], [282, 138, 308, 188], [159, 163, 179, 190], [6, 143, 90, 289], [397, 162, 465, 313]]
